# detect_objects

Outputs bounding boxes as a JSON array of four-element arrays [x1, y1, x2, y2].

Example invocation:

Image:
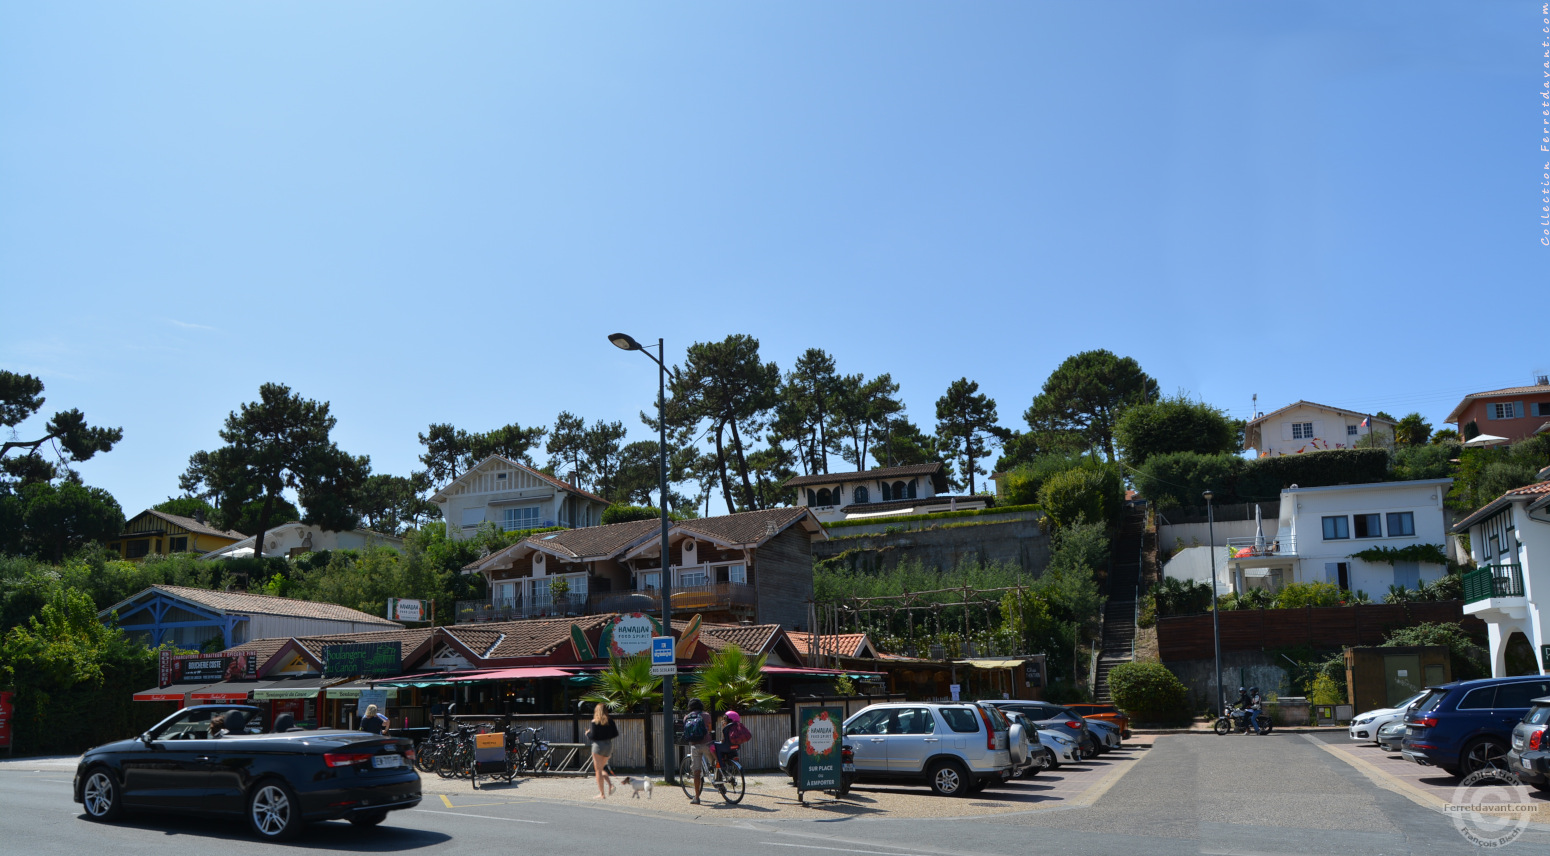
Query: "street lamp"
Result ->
[[608, 332, 676, 784], [1204, 489, 1223, 718]]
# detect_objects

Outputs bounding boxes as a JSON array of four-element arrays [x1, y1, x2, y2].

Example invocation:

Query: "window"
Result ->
[[853, 486, 869, 504], [459, 507, 485, 529], [1292, 422, 1314, 439], [880, 482, 891, 501], [638, 571, 660, 592], [1490, 402, 1520, 420], [1386, 512, 1415, 537], [1457, 687, 1496, 710], [503, 506, 540, 531], [806, 489, 816, 506], [815, 488, 833, 506], [1494, 681, 1550, 709], [714, 564, 746, 584], [1534, 402, 1550, 418], [941, 708, 981, 733], [1347, 424, 1359, 436], [169, 536, 188, 553], [678, 568, 708, 587], [1325, 562, 1350, 590], [1322, 516, 1349, 540], [893, 708, 935, 735], [1352, 513, 1381, 538], [847, 709, 889, 735], [125, 539, 150, 559]]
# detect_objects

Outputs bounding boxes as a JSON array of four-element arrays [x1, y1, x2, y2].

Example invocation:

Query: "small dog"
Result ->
[[617, 776, 653, 799]]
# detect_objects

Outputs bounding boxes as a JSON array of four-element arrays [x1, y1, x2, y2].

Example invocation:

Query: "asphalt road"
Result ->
[[5, 734, 1548, 856]]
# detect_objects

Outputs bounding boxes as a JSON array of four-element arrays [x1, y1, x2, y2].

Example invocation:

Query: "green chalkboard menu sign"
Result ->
[[323, 642, 402, 677]]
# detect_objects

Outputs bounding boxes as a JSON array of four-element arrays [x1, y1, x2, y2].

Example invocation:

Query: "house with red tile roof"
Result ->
[[1444, 378, 1550, 444], [430, 454, 610, 542], [1452, 471, 1550, 677], [107, 509, 247, 560]]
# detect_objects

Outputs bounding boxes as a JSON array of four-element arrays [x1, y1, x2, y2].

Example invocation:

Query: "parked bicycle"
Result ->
[[679, 744, 745, 804], [505, 726, 554, 776]]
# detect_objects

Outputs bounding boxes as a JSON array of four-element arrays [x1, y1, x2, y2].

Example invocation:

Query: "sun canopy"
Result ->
[[252, 676, 335, 700], [957, 659, 1027, 669], [1464, 434, 1510, 447], [761, 666, 885, 677], [440, 667, 574, 682], [190, 681, 258, 701], [133, 682, 212, 702]]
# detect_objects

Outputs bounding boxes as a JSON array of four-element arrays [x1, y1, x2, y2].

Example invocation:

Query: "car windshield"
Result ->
[[1524, 703, 1550, 726], [1412, 688, 1449, 714]]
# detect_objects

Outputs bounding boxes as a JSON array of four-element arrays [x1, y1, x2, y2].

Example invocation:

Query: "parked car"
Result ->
[[1031, 722, 1082, 768], [1401, 675, 1550, 776], [778, 702, 1012, 797], [73, 704, 421, 841], [1065, 703, 1131, 738], [1084, 717, 1123, 752], [1507, 694, 1550, 792], [1375, 720, 1408, 753], [1001, 710, 1044, 778], [980, 700, 1096, 759], [1348, 691, 1427, 743]]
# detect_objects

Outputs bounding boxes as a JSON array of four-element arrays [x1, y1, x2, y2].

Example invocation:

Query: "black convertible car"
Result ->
[[73, 704, 421, 841]]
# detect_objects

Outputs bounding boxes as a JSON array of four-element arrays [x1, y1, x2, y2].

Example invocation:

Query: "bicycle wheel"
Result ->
[[718, 760, 745, 804], [679, 754, 696, 800], [415, 742, 438, 773]]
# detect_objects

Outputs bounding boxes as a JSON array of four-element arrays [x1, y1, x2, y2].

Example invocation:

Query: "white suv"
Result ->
[[782, 702, 1013, 796]]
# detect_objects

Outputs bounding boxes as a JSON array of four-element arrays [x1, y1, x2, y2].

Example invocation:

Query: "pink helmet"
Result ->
[[725, 711, 741, 723]]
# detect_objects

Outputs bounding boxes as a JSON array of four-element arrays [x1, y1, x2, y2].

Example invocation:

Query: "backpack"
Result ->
[[681, 711, 710, 744], [725, 721, 752, 747]]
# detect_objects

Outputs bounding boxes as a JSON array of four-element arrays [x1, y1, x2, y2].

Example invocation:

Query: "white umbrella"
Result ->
[[1254, 504, 1265, 552], [1464, 434, 1510, 448]]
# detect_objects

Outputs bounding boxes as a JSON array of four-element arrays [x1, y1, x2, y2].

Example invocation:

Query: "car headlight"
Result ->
[[1053, 735, 1074, 745]]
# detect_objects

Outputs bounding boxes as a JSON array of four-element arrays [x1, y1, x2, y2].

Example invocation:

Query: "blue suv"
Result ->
[[1401, 675, 1550, 776]]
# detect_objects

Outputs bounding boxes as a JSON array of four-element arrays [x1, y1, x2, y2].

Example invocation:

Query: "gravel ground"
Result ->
[[415, 738, 1155, 821]]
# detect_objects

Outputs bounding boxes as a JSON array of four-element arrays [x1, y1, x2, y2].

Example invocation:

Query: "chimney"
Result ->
[[194, 508, 206, 524], [1536, 374, 1548, 387]]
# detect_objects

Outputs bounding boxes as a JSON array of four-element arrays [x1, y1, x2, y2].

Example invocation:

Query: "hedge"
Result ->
[[1107, 661, 1192, 724]]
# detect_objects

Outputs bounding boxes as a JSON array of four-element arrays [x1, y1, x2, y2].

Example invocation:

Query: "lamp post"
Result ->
[[608, 332, 677, 784], [1204, 490, 1223, 718]]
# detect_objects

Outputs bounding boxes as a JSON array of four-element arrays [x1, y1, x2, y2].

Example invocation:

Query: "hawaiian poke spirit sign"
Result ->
[[798, 706, 843, 791], [158, 651, 258, 688], [605, 613, 656, 657], [323, 642, 402, 677]]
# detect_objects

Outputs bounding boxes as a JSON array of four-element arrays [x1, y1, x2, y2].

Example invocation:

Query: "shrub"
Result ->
[[1306, 673, 1346, 706], [602, 504, 661, 525], [1134, 452, 1246, 510], [996, 454, 1091, 506], [1107, 661, 1191, 724], [1237, 448, 1392, 499], [1270, 581, 1347, 609], [1383, 621, 1488, 682], [1038, 465, 1123, 530]]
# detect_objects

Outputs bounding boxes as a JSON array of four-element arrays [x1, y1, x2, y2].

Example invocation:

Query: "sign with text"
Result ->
[[322, 641, 402, 677], [356, 689, 389, 717], [158, 650, 258, 688], [798, 706, 843, 791], [0, 690, 13, 749], [601, 610, 657, 657], [387, 598, 426, 622], [651, 636, 675, 665]]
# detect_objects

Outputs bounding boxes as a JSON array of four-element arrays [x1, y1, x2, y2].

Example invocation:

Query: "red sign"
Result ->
[[158, 651, 257, 687], [0, 691, 13, 749]]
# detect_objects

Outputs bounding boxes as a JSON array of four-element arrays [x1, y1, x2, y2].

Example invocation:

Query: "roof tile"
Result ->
[[146, 585, 402, 627]]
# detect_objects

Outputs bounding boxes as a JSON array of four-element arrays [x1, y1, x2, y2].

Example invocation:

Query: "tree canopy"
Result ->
[[1, 370, 122, 485], [935, 377, 1005, 494], [668, 335, 781, 512], [1113, 394, 1238, 467], [1025, 350, 1157, 463]]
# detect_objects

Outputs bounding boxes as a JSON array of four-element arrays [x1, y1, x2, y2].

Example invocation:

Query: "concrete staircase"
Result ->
[[1095, 505, 1146, 703]]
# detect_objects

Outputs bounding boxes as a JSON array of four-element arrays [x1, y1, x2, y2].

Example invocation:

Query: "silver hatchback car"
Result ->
[[779, 702, 1013, 796]]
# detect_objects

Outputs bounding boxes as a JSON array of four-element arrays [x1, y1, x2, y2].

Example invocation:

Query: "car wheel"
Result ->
[[927, 760, 971, 797], [786, 758, 797, 783], [248, 780, 303, 841], [349, 811, 388, 828], [1460, 739, 1509, 776], [1044, 749, 1060, 770], [81, 768, 124, 822], [1532, 779, 1550, 794]]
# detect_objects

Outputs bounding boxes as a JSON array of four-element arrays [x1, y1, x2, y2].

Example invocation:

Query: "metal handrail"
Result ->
[[1462, 564, 1524, 604]]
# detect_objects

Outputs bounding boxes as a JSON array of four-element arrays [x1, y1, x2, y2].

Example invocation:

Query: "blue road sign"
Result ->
[[651, 636, 675, 665]]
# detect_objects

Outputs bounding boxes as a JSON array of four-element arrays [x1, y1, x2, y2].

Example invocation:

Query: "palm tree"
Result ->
[[581, 655, 663, 713], [689, 645, 781, 713]]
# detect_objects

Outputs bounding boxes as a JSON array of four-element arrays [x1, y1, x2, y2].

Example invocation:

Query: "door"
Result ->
[[1494, 680, 1550, 732], [1383, 654, 1422, 707], [120, 739, 207, 809], [884, 707, 940, 773], [843, 708, 890, 773], [183, 736, 248, 812]]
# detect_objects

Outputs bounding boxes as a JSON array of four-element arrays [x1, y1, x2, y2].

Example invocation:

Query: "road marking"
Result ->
[[1306, 735, 1451, 812], [409, 809, 546, 823], [437, 794, 516, 808], [761, 843, 933, 856], [40, 780, 74, 785]]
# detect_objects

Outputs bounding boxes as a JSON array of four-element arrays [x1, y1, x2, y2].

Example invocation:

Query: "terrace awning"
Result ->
[[325, 681, 398, 700], [190, 681, 258, 701], [441, 667, 574, 682], [133, 682, 212, 702], [761, 666, 886, 677], [252, 676, 335, 700]]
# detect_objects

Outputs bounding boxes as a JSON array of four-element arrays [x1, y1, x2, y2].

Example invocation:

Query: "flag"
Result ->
[[1360, 416, 1369, 428]]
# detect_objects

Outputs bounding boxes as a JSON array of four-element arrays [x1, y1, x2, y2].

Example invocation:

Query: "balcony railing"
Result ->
[[1224, 536, 1296, 560], [454, 582, 758, 624], [1462, 564, 1524, 604]]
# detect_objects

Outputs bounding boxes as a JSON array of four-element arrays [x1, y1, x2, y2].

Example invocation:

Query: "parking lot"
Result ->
[[415, 737, 1155, 821], [1312, 733, 1550, 827]]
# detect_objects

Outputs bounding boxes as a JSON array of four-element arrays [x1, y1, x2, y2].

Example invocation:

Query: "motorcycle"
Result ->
[[1213, 706, 1272, 736]]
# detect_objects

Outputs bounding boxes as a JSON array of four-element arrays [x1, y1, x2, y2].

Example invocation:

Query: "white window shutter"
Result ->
[[1312, 420, 1324, 438], [1324, 562, 1339, 584], [1282, 422, 1293, 440], [460, 507, 485, 527]]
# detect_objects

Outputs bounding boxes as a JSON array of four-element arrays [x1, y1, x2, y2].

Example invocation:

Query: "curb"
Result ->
[[1132, 725, 1349, 735]]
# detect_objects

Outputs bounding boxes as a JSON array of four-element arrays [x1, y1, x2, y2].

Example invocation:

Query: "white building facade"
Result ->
[[431, 455, 611, 542], [1455, 478, 1550, 677], [201, 523, 405, 559], [1223, 479, 1452, 597], [783, 462, 988, 523], [1243, 400, 1396, 457]]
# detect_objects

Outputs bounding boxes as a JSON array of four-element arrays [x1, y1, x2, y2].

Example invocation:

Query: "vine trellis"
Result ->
[[803, 584, 1040, 668]]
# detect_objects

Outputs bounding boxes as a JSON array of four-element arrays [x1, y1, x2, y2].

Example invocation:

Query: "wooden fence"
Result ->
[[1156, 601, 1483, 661]]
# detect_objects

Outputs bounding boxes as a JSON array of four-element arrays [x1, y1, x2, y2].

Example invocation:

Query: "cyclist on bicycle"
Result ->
[[682, 698, 715, 805], [717, 710, 752, 766]]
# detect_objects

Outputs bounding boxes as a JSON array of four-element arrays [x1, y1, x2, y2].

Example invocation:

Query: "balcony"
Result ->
[[1462, 564, 1525, 604], [1223, 536, 1297, 563], [454, 582, 758, 624]]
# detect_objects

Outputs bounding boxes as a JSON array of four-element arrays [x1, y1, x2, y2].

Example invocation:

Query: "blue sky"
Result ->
[[2, 2, 1545, 519]]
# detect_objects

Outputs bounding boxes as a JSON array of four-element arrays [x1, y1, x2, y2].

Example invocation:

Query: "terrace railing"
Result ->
[[1462, 563, 1524, 604]]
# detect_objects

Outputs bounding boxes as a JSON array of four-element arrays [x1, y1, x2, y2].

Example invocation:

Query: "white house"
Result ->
[[430, 455, 611, 542], [1453, 471, 1550, 677], [1243, 401, 1396, 457], [1221, 479, 1452, 597], [201, 523, 405, 559], [782, 462, 989, 523]]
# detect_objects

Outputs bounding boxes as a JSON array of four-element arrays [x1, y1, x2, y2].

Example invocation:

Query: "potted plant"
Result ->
[[550, 577, 571, 614]]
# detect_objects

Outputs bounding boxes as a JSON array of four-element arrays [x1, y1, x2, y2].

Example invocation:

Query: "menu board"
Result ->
[[322, 642, 402, 677]]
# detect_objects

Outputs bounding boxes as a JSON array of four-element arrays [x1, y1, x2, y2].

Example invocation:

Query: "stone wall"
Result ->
[[1163, 650, 1295, 713], [814, 512, 1051, 575]]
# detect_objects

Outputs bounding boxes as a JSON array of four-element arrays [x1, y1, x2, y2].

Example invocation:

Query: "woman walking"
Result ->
[[586, 703, 619, 799], [360, 703, 388, 735]]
